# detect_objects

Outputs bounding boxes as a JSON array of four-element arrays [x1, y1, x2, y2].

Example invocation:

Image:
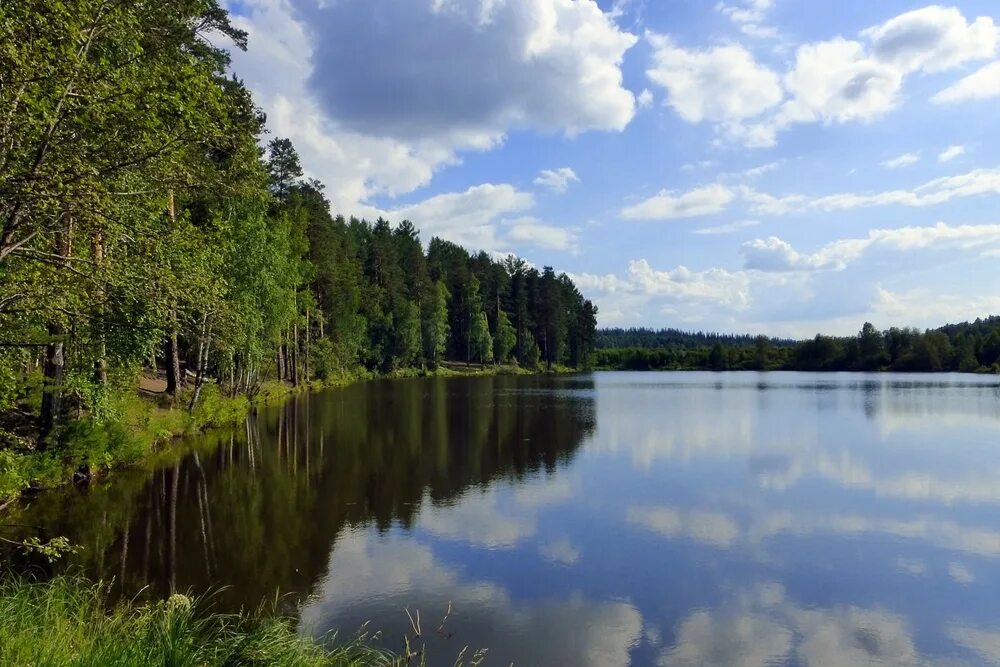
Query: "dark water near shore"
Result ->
[[13, 372, 1000, 665]]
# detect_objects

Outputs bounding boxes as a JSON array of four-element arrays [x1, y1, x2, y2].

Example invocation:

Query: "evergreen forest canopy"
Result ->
[[597, 318, 1000, 373], [0, 0, 597, 449]]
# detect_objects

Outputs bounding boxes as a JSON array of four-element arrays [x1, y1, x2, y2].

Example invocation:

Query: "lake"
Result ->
[[13, 371, 1000, 666]]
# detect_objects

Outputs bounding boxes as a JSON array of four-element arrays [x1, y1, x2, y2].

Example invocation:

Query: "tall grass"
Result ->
[[0, 575, 398, 666]]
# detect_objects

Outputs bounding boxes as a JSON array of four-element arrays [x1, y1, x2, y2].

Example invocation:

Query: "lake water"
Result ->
[[13, 371, 1000, 666]]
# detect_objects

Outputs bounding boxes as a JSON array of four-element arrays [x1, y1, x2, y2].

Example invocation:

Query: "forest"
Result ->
[[0, 1, 596, 492], [597, 318, 1000, 373]]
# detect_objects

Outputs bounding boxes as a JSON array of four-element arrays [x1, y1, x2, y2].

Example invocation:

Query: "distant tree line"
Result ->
[[0, 0, 597, 448], [597, 328, 796, 350], [597, 318, 1000, 373]]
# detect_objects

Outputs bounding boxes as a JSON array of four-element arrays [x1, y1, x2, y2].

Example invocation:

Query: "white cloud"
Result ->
[[621, 184, 736, 220], [742, 222, 1000, 273], [694, 220, 761, 235], [740, 161, 782, 178], [534, 167, 580, 193], [705, 6, 998, 147], [949, 625, 1000, 664], [571, 219, 1000, 332], [505, 217, 579, 252], [781, 37, 903, 126], [938, 144, 967, 162], [861, 5, 998, 74], [715, 0, 772, 26], [715, 0, 778, 40], [637, 87, 654, 108], [933, 60, 1000, 104], [880, 152, 920, 169], [381, 183, 534, 251], [741, 168, 1000, 215], [645, 33, 783, 125], [228, 0, 638, 215]]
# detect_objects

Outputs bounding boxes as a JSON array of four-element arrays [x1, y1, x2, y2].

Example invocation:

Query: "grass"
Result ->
[[0, 575, 399, 667], [0, 384, 252, 503]]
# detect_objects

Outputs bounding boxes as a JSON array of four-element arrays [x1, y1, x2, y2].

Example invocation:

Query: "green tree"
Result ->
[[471, 312, 494, 366], [423, 281, 450, 369], [494, 310, 517, 365]]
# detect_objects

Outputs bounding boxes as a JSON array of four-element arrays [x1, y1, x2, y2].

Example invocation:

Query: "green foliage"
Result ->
[[494, 310, 517, 365], [0, 0, 596, 494], [0, 576, 397, 666], [470, 312, 493, 365]]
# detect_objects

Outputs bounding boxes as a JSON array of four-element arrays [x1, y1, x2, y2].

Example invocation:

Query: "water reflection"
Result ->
[[11, 375, 596, 610], [10, 371, 1000, 665], [300, 528, 642, 667]]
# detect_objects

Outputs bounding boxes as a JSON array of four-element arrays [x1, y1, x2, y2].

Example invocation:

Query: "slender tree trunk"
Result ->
[[163, 192, 181, 397], [164, 321, 181, 396], [38, 322, 64, 445], [39, 223, 71, 444], [291, 322, 299, 387], [91, 230, 107, 384], [188, 314, 210, 411], [304, 308, 311, 383]]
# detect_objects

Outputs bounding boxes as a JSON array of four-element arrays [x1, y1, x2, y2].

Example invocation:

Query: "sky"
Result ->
[[224, 0, 1000, 336]]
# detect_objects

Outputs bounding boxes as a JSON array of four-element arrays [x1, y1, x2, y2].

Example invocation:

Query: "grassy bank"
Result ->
[[0, 363, 575, 506], [0, 575, 398, 666]]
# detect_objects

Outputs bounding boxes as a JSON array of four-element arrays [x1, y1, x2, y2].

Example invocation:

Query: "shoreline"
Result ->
[[0, 363, 575, 507]]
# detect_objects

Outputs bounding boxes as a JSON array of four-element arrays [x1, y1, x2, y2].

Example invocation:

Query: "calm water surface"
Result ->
[[14, 371, 1000, 665]]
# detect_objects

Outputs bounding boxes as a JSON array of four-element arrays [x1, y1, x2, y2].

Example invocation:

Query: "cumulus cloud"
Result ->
[[862, 5, 998, 74], [504, 217, 579, 253], [933, 60, 1000, 104], [637, 88, 655, 108], [301, 0, 638, 142], [881, 152, 920, 169], [571, 219, 1000, 333], [534, 167, 580, 193], [645, 33, 783, 125], [227, 0, 637, 214], [621, 184, 736, 220], [378, 183, 533, 252], [938, 144, 967, 162], [663, 5, 999, 147]]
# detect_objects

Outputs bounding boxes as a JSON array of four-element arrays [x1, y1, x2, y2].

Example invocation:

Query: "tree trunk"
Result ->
[[163, 192, 181, 397], [164, 325, 181, 396], [39, 222, 71, 444], [304, 308, 311, 383], [291, 322, 299, 387], [91, 230, 107, 384], [38, 322, 65, 445]]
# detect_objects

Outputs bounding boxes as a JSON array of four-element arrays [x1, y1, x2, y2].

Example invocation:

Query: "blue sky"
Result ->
[[225, 0, 1000, 336]]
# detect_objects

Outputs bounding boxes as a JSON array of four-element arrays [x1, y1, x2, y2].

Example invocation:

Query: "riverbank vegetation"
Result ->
[[0, 575, 401, 666], [597, 317, 1000, 373], [0, 1, 597, 501]]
